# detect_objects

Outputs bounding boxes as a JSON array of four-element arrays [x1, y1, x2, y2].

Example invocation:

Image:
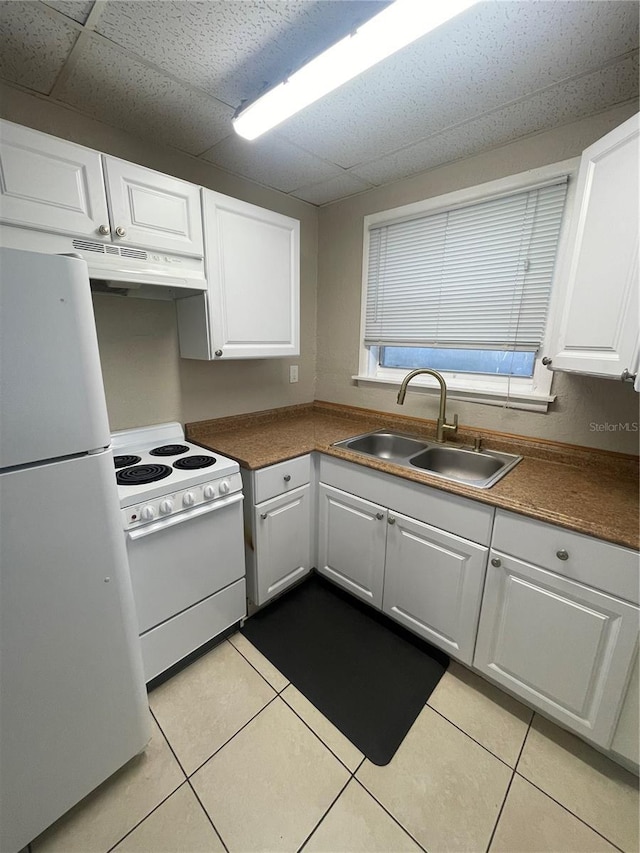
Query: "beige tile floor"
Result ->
[[32, 637, 639, 853]]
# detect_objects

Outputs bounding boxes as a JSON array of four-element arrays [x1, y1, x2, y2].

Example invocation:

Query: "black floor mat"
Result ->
[[241, 574, 449, 765]]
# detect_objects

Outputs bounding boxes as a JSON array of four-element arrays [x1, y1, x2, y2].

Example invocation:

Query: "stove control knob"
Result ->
[[140, 505, 155, 521], [183, 491, 196, 508], [159, 499, 174, 515], [203, 484, 216, 500], [219, 480, 231, 495]]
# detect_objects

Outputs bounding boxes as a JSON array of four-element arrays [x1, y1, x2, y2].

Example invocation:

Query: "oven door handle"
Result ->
[[126, 492, 243, 540]]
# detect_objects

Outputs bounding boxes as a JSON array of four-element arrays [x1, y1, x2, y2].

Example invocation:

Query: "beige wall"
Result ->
[[2, 85, 638, 451], [0, 83, 318, 430], [316, 102, 640, 454]]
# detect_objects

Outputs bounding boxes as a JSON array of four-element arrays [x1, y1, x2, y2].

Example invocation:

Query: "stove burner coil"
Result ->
[[149, 444, 190, 457], [172, 456, 216, 471], [114, 454, 141, 469], [116, 464, 173, 485]]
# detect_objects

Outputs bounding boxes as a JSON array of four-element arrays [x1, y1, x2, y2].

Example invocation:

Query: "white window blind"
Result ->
[[365, 178, 568, 350]]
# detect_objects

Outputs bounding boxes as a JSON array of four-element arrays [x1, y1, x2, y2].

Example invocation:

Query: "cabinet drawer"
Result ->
[[493, 510, 639, 604], [254, 455, 311, 504]]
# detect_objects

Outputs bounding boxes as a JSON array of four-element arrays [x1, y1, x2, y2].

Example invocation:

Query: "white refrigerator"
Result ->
[[0, 248, 150, 853]]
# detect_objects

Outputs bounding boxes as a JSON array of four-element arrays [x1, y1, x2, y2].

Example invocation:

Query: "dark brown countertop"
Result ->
[[186, 401, 640, 551]]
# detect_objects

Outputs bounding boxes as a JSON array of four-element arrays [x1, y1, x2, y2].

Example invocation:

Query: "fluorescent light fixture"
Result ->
[[233, 0, 479, 141]]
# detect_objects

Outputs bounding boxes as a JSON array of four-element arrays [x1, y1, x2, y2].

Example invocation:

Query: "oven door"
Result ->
[[126, 492, 245, 634]]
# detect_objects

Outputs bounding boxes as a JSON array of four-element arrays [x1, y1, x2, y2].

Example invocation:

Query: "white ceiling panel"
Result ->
[[0, 1, 80, 95], [93, 0, 387, 106], [42, 0, 95, 24], [293, 172, 374, 206], [0, 0, 638, 205], [277, 1, 639, 168], [349, 52, 640, 187], [201, 133, 345, 193], [55, 34, 233, 155]]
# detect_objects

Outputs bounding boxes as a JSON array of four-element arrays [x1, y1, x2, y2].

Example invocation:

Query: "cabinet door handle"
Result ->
[[491, 557, 501, 567], [375, 512, 384, 520], [260, 513, 268, 520], [115, 226, 126, 238], [556, 549, 569, 561], [283, 474, 291, 482], [621, 369, 637, 382], [98, 224, 110, 235], [214, 350, 223, 357], [388, 516, 396, 525]]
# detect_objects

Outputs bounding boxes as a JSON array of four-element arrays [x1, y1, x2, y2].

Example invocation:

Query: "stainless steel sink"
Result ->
[[343, 431, 429, 459], [332, 429, 522, 488]]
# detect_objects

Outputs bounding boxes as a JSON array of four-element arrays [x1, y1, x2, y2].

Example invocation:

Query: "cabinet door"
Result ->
[[474, 552, 639, 747], [0, 120, 109, 238], [254, 484, 311, 606], [103, 156, 203, 256], [611, 646, 639, 771], [203, 189, 299, 359], [551, 113, 639, 379], [317, 484, 386, 609], [383, 512, 488, 664]]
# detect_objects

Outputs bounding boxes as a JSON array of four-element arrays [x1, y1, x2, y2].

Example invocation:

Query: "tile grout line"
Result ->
[[296, 776, 354, 852], [511, 770, 628, 853], [226, 636, 290, 696], [185, 776, 230, 853], [350, 776, 429, 852], [483, 712, 534, 852], [104, 779, 190, 853], [427, 704, 519, 771]]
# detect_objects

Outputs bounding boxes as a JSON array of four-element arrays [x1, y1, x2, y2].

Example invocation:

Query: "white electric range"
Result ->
[[111, 422, 247, 684]]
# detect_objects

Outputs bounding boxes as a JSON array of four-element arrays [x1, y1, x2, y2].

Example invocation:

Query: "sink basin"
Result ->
[[411, 446, 503, 480], [332, 429, 522, 488], [344, 431, 429, 459]]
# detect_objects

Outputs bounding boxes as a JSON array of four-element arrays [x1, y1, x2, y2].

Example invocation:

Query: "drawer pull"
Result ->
[[491, 557, 501, 567], [260, 513, 268, 520], [376, 512, 384, 520], [283, 474, 291, 482], [388, 516, 396, 525], [556, 549, 569, 561]]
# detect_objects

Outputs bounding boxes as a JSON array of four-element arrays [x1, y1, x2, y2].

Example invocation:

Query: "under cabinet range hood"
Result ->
[[0, 227, 207, 300]]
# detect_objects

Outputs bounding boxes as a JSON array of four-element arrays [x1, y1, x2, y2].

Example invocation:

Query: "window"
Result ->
[[357, 162, 577, 411]]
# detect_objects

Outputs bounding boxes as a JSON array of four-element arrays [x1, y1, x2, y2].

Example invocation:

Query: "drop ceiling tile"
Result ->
[[201, 132, 344, 193], [41, 1, 94, 25], [0, 1, 80, 95], [94, 0, 387, 107], [55, 34, 233, 155], [292, 172, 373, 206], [350, 52, 640, 187], [278, 1, 639, 168]]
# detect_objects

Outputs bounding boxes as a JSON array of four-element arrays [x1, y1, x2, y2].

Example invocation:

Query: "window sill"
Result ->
[[352, 375, 555, 413]]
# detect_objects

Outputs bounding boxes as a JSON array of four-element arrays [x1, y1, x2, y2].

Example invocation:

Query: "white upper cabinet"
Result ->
[[551, 114, 639, 381], [0, 121, 203, 257], [0, 120, 109, 238], [102, 157, 203, 257], [177, 189, 300, 359]]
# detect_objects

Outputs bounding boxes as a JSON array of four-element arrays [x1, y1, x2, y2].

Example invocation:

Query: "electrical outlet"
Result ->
[[289, 365, 299, 383]]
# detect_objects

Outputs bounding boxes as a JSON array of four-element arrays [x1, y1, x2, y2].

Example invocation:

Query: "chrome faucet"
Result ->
[[397, 368, 458, 443]]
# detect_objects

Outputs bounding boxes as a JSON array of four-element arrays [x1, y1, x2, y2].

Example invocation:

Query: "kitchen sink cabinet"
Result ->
[[474, 509, 639, 753], [243, 456, 312, 607], [550, 112, 639, 383], [317, 483, 387, 609], [177, 189, 300, 360], [611, 649, 639, 772], [317, 460, 491, 664], [0, 120, 204, 257], [383, 512, 488, 663]]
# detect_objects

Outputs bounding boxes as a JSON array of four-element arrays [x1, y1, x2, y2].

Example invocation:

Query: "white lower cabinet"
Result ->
[[317, 484, 387, 608], [317, 480, 488, 664], [474, 552, 639, 748], [243, 455, 312, 607], [253, 485, 311, 606], [383, 512, 488, 664]]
